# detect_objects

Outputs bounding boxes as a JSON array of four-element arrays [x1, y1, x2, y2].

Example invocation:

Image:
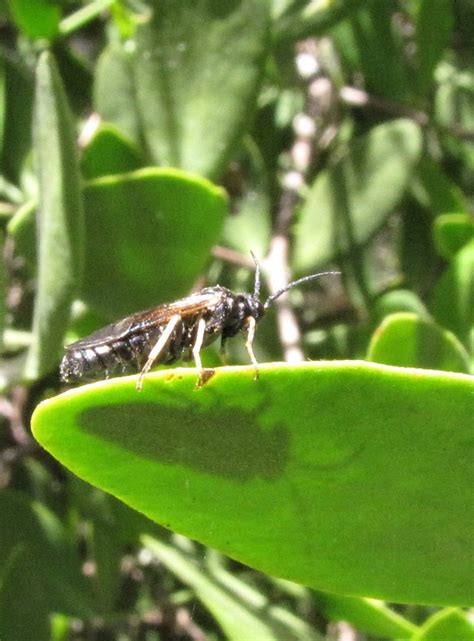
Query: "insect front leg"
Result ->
[[136, 314, 181, 391], [192, 316, 210, 388], [243, 315, 259, 379]]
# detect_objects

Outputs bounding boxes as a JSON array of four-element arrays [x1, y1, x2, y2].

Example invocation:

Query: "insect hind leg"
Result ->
[[220, 335, 228, 364], [244, 315, 259, 379], [136, 314, 181, 391], [193, 316, 213, 388]]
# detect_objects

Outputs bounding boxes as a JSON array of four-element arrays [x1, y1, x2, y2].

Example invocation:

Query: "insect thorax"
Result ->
[[207, 289, 264, 339]]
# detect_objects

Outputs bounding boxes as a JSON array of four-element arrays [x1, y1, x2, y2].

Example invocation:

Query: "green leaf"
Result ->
[[293, 119, 422, 272], [53, 42, 93, 114], [89, 502, 124, 614], [273, 0, 365, 45], [367, 312, 470, 374], [49, 614, 70, 641], [431, 239, 474, 346], [311, 591, 417, 639], [94, 42, 141, 145], [102, 0, 270, 178], [80, 123, 143, 179], [435, 65, 474, 184], [25, 52, 84, 379], [433, 213, 474, 260], [69, 476, 162, 546], [415, 0, 454, 96], [0, 545, 50, 641], [221, 138, 271, 256], [411, 157, 469, 216], [0, 490, 93, 622], [7, 168, 227, 320], [410, 608, 474, 641], [346, 1, 410, 101], [0, 54, 33, 183], [8, 0, 60, 39], [435, 66, 474, 134], [6, 198, 37, 272], [144, 536, 322, 641], [0, 56, 5, 154], [31, 361, 474, 605], [81, 167, 227, 319], [0, 231, 5, 352], [373, 289, 429, 325], [400, 206, 440, 296]]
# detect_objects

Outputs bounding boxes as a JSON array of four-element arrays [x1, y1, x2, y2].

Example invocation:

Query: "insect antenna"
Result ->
[[250, 251, 261, 300], [264, 271, 341, 309]]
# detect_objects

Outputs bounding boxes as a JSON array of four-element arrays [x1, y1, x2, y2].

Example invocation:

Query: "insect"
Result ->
[[60, 256, 340, 390]]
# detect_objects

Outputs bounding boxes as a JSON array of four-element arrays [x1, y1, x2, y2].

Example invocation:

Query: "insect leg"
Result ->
[[136, 314, 181, 391], [244, 315, 259, 379], [192, 316, 207, 387], [220, 335, 228, 364]]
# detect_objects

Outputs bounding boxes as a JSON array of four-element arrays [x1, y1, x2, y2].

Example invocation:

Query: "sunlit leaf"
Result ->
[[32, 361, 474, 605]]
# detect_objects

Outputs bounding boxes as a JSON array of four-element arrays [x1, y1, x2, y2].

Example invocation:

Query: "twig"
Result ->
[[330, 621, 359, 641], [266, 234, 304, 361], [267, 40, 339, 362], [340, 85, 474, 142], [78, 112, 101, 148], [211, 246, 254, 269], [0, 388, 30, 446]]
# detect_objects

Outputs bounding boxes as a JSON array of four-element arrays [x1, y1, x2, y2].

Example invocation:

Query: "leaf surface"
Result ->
[[32, 361, 474, 605]]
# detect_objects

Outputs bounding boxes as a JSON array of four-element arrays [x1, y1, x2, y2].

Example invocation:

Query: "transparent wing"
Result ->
[[65, 291, 224, 350]]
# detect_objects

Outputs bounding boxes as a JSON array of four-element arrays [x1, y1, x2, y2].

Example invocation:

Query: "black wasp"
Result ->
[[60, 256, 339, 390]]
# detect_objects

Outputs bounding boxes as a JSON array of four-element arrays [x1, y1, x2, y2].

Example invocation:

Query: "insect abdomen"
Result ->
[[60, 332, 156, 383]]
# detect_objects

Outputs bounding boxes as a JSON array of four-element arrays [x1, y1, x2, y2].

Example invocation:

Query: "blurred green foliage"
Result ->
[[0, 1, 473, 640]]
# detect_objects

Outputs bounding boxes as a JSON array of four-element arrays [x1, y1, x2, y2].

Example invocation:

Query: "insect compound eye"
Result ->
[[246, 297, 264, 321]]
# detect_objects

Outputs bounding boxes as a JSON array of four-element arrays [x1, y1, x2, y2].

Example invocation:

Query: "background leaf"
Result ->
[[367, 312, 471, 373], [410, 608, 474, 641], [24, 51, 84, 379], [94, 43, 141, 145], [0, 231, 4, 351], [0, 490, 93, 640], [80, 123, 143, 180], [332, 1, 410, 101], [415, 0, 454, 96], [431, 239, 474, 346], [0, 55, 33, 184], [293, 119, 422, 271], [96, 0, 270, 179], [8, 0, 60, 39], [311, 591, 417, 639], [372, 289, 429, 324], [81, 168, 228, 319], [0, 545, 50, 641], [143, 536, 323, 641], [433, 213, 474, 259]]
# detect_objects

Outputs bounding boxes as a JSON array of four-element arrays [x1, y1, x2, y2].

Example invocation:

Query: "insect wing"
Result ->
[[64, 291, 223, 351], [64, 316, 141, 351]]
